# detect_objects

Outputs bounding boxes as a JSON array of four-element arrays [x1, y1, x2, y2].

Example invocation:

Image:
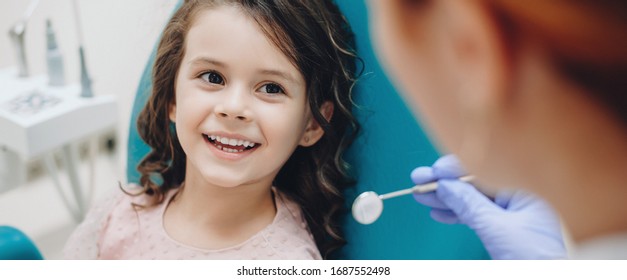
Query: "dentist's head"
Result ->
[[368, 0, 627, 242]]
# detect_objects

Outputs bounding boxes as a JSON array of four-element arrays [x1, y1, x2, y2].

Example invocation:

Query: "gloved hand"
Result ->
[[411, 154, 567, 259]]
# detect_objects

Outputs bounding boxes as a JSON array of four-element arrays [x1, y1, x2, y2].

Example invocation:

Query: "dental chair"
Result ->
[[127, 0, 488, 259], [0, 226, 43, 260]]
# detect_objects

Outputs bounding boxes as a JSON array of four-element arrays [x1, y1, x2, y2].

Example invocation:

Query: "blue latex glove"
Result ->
[[412, 155, 566, 259]]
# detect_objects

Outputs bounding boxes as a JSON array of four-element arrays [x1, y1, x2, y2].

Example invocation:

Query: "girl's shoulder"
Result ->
[[264, 189, 322, 260], [63, 183, 177, 259], [93, 183, 167, 222], [62, 184, 134, 259], [96, 184, 179, 258]]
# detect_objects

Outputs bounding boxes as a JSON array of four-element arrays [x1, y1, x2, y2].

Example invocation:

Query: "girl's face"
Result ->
[[170, 5, 317, 189]]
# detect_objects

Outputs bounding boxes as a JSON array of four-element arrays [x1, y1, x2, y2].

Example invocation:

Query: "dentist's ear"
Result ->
[[300, 101, 334, 147]]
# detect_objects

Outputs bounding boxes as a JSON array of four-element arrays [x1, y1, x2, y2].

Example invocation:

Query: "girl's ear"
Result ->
[[300, 101, 334, 147], [169, 102, 177, 123]]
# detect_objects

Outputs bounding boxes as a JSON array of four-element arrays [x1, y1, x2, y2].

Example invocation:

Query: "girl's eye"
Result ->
[[200, 71, 224, 85], [258, 83, 285, 95]]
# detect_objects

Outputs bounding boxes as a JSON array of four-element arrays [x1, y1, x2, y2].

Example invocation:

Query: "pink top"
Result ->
[[63, 185, 321, 260]]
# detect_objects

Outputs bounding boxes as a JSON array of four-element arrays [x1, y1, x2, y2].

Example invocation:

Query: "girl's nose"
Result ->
[[213, 88, 252, 122]]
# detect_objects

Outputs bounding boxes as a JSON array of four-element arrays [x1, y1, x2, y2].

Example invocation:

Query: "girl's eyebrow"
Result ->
[[258, 69, 300, 85], [188, 56, 226, 68]]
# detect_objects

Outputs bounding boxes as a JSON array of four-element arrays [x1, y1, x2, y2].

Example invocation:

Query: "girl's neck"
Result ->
[[163, 173, 277, 249]]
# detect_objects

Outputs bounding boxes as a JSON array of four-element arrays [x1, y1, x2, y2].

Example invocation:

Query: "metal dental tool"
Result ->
[[8, 0, 41, 77], [71, 0, 93, 98], [352, 175, 474, 225]]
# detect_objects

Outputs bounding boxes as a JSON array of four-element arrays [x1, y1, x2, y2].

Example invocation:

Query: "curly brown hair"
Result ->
[[135, 0, 361, 258]]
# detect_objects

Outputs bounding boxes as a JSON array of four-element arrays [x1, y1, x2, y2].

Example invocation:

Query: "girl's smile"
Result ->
[[202, 132, 260, 160]]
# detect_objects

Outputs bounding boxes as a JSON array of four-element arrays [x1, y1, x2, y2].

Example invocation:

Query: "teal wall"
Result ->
[[127, 0, 489, 260], [335, 0, 488, 259]]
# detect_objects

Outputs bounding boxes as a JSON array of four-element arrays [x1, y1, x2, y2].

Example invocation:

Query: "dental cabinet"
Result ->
[[0, 67, 117, 220]]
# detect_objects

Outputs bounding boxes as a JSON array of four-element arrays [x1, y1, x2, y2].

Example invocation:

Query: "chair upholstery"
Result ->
[[0, 226, 43, 260]]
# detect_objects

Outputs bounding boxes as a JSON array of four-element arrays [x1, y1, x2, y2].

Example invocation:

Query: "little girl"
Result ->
[[63, 0, 359, 259]]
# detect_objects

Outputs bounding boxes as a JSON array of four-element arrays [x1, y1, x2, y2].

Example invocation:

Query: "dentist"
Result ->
[[368, 0, 627, 259]]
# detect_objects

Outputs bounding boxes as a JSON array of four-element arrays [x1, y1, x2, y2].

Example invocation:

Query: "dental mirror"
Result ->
[[352, 175, 474, 225]]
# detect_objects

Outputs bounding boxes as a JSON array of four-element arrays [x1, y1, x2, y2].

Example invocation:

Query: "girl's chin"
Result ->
[[201, 178, 244, 189], [197, 173, 256, 189]]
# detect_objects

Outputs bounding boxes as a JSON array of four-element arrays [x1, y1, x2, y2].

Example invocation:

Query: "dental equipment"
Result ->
[[8, 0, 41, 78], [46, 19, 66, 86], [71, 0, 93, 98], [352, 175, 474, 225]]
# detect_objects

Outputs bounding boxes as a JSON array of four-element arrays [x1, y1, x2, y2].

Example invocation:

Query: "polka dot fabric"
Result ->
[[63, 185, 321, 260]]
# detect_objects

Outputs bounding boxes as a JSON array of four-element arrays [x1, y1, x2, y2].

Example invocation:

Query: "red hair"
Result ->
[[487, 0, 627, 124]]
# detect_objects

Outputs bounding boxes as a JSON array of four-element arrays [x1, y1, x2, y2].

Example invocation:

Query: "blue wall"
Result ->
[[335, 0, 488, 259]]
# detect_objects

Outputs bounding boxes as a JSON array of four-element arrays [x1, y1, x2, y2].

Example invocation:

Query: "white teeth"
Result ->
[[215, 145, 245, 153], [208, 135, 257, 148]]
